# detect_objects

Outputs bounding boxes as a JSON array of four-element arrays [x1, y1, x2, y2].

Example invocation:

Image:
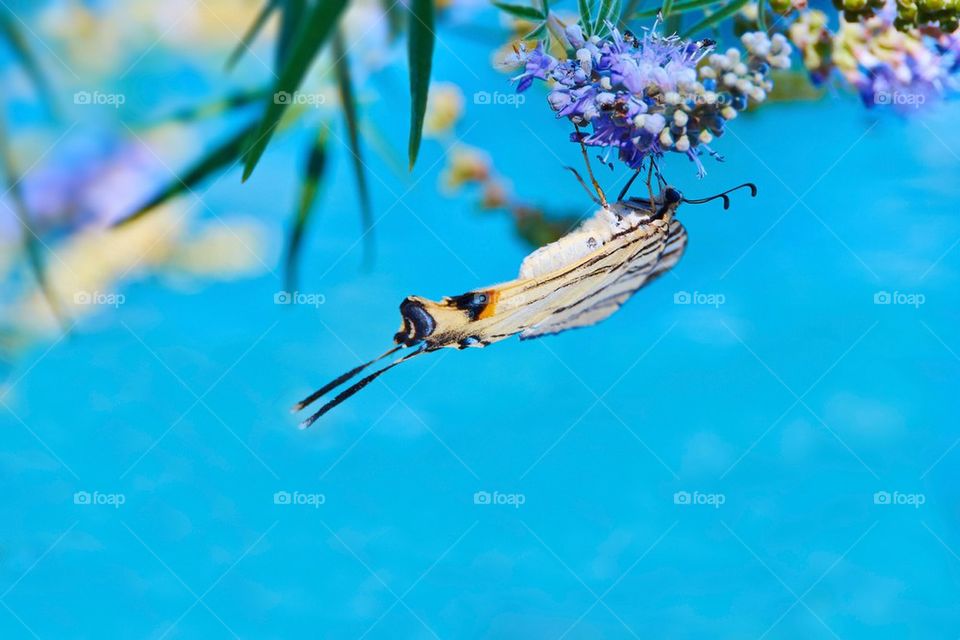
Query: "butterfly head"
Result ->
[[618, 185, 684, 217], [395, 297, 436, 346]]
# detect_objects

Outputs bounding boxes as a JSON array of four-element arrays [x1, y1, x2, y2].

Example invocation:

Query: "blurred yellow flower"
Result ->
[[8, 208, 269, 335], [441, 144, 491, 191], [424, 83, 466, 137]]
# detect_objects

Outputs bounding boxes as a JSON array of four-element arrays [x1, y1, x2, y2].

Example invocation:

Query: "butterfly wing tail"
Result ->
[[291, 344, 404, 413], [298, 346, 428, 429]]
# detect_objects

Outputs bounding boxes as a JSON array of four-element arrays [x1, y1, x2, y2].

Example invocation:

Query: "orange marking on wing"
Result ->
[[477, 289, 500, 320]]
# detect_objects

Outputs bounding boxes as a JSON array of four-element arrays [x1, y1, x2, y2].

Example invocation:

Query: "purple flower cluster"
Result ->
[[512, 22, 792, 175], [790, 9, 960, 112]]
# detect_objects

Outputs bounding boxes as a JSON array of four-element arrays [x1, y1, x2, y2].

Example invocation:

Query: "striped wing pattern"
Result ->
[[519, 218, 687, 339], [425, 213, 682, 347]]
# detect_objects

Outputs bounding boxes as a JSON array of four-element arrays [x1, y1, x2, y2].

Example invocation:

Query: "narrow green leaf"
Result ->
[[578, 0, 594, 35], [593, 0, 621, 34], [0, 10, 56, 116], [632, 0, 724, 18], [225, 0, 280, 71], [284, 126, 329, 291], [665, 11, 683, 34], [757, 0, 768, 32], [332, 30, 374, 267], [116, 123, 256, 227], [681, 0, 749, 37], [407, 0, 435, 170], [151, 88, 269, 125], [276, 0, 306, 67], [242, 0, 349, 182], [522, 20, 549, 41], [662, 0, 675, 17], [0, 116, 67, 328], [492, 1, 545, 20]]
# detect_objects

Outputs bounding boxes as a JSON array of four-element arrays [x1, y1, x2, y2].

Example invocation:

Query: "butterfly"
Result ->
[[294, 177, 756, 428]]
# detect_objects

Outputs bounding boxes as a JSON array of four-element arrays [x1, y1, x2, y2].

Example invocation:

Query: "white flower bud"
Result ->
[[576, 48, 593, 75], [675, 135, 690, 152], [659, 128, 674, 147], [673, 110, 689, 127], [645, 113, 666, 134], [699, 130, 713, 144]]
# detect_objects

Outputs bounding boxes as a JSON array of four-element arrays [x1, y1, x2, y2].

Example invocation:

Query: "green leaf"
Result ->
[[152, 88, 269, 125], [661, 0, 675, 17], [492, 1, 545, 20], [332, 30, 374, 267], [284, 126, 329, 291], [665, 11, 683, 33], [757, 0, 768, 32], [407, 0, 435, 170], [681, 0, 749, 37], [523, 20, 549, 41], [593, 0, 621, 34], [631, 0, 724, 17], [225, 0, 280, 71], [276, 0, 306, 67], [578, 0, 594, 35], [116, 123, 256, 227], [0, 10, 56, 116], [0, 115, 67, 328], [241, 0, 349, 182]]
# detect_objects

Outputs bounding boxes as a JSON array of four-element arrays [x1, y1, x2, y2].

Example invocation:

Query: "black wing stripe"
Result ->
[[519, 221, 686, 340]]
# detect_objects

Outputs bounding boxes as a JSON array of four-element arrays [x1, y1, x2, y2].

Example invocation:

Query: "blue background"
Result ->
[[2, 5, 960, 638]]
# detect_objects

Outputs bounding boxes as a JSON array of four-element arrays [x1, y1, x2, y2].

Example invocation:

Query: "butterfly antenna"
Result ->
[[617, 166, 643, 202], [574, 124, 608, 207], [563, 166, 601, 206], [682, 183, 757, 210], [299, 346, 428, 429], [292, 344, 404, 413]]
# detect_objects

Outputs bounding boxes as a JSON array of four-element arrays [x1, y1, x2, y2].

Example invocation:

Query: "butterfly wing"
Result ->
[[402, 210, 682, 349], [519, 218, 687, 340]]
